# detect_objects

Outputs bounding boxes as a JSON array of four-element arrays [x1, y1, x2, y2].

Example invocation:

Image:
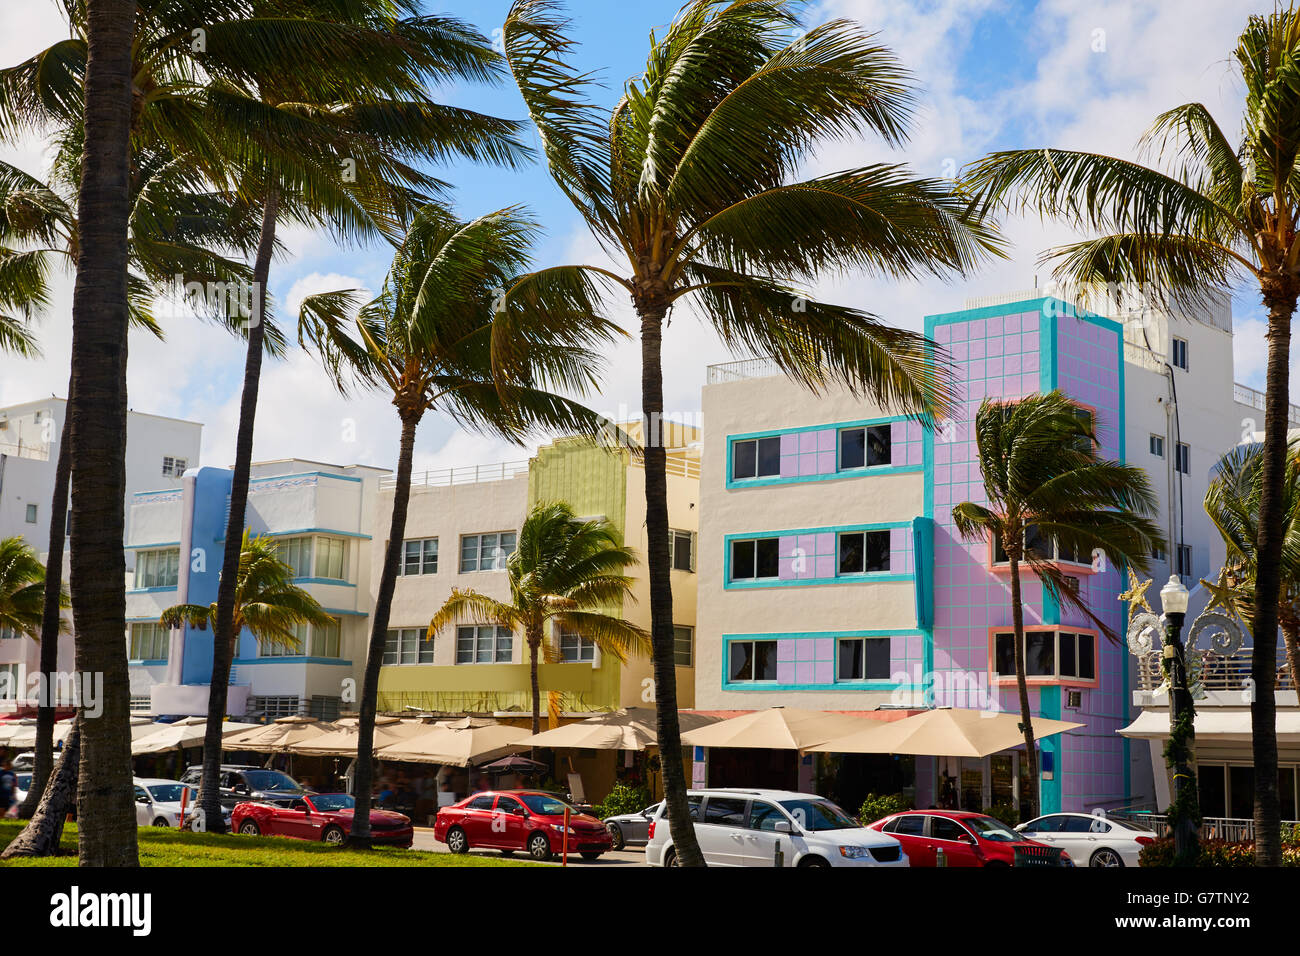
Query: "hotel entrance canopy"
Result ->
[[1120, 708, 1300, 743]]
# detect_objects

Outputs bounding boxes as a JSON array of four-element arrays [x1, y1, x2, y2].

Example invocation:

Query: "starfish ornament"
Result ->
[[1200, 568, 1242, 619], [1118, 568, 1153, 614]]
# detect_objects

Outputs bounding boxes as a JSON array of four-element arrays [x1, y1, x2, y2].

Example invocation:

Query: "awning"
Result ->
[[1119, 709, 1300, 742], [808, 707, 1084, 758], [680, 707, 876, 751], [375, 723, 531, 767], [221, 716, 338, 753], [131, 718, 262, 755], [522, 706, 722, 751]]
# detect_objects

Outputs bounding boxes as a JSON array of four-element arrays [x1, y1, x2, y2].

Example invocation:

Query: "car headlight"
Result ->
[[839, 845, 874, 860], [551, 824, 571, 833]]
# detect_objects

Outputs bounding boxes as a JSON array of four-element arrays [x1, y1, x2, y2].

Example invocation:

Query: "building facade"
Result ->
[[697, 291, 1263, 815]]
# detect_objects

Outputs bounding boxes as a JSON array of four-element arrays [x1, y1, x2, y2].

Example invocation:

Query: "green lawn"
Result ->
[[0, 822, 540, 867]]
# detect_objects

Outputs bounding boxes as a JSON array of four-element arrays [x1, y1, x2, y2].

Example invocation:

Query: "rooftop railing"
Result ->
[[1135, 647, 1293, 692], [706, 357, 782, 384], [384, 459, 531, 491], [1233, 382, 1300, 427]]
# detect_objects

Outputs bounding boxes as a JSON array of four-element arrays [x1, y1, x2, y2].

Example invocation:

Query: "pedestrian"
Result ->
[[0, 757, 15, 817]]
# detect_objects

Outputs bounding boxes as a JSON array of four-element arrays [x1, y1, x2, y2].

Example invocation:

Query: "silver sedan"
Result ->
[[603, 802, 662, 850]]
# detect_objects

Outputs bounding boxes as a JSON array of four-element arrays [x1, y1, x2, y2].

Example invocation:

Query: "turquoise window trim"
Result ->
[[131, 488, 183, 499], [912, 516, 935, 627], [262, 528, 372, 540], [725, 415, 914, 489], [231, 656, 353, 666], [128, 659, 168, 667], [127, 586, 178, 594], [322, 607, 367, 617], [250, 471, 362, 484], [1038, 686, 1063, 814], [723, 522, 914, 590], [720, 629, 924, 692], [294, 577, 355, 588], [126, 541, 180, 550]]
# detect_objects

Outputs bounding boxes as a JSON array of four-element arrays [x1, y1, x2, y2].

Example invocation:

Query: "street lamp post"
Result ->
[[1159, 575, 1199, 866]]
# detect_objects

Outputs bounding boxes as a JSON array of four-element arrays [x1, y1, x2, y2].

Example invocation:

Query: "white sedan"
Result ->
[[133, 778, 195, 828], [1015, 812, 1156, 867]]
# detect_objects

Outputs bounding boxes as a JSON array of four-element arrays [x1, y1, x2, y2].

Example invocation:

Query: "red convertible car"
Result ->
[[434, 790, 613, 861], [232, 793, 413, 848]]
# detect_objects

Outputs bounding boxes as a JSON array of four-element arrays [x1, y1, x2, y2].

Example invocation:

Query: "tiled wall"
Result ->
[[721, 629, 928, 690], [726, 521, 915, 586], [728, 417, 924, 487]]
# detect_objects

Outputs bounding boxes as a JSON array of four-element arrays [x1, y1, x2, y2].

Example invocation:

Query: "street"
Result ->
[[411, 828, 648, 866]]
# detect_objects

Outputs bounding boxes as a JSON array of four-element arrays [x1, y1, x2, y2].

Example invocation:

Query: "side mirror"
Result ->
[[774, 820, 792, 834], [514, 806, 528, 817], [135, 794, 151, 804]]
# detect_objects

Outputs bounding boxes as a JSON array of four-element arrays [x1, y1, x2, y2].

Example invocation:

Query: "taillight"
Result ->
[[647, 820, 656, 840], [1135, 836, 1154, 846]]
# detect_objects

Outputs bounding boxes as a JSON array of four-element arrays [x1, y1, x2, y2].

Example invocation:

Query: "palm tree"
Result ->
[[160, 529, 335, 664], [496, 0, 1001, 864], [961, 7, 1300, 864], [63, 0, 139, 869], [0, 537, 55, 640], [429, 502, 650, 735], [1205, 442, 1300, 689], [298, 202, 617, 846], [952, 391, 1162, 819]]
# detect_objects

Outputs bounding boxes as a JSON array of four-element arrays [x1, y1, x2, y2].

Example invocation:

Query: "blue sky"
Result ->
[[0, 0, 1279, 474]]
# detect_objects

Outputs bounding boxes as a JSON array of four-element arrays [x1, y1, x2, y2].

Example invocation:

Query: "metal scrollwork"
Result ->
[[1186, 611, 1245, 657], [1126, 612, 1164, 656]]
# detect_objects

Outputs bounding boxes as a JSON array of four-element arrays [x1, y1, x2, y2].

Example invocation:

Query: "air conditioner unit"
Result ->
[[1065, 689, 1082, 709]]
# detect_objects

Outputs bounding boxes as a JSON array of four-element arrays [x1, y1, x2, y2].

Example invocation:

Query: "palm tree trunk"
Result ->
[[529, 631, 541, 736], [352, 412, 420, 847], [200, 189, 279, 835], [1008, 552, 1038, 821], [1, 716, 79, 858], [637, 306, 705, 867], [1250, 277, 1298, 866], [19, 408, 71, 819], [66, 0, 138, 868]]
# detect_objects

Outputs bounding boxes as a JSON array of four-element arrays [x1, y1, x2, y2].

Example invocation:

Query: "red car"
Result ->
[[434, 790, 613, 861], [232, 793, 413, 848], [867, 810, 1071, 867]]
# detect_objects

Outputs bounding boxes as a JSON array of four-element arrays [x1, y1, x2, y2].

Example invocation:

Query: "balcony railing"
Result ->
[[1111, 811, 1299, 844], [384, 460, 530, 492], [1233, 382, 1300, 427], [1135, 648, 1293, 692], [706, 357, 782, 384]]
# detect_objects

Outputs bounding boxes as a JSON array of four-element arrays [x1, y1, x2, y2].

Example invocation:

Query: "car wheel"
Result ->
[[238, 820, 260, 836], [446, 826, 469, 854], [605, 822, 625, 851], [798, 856, 830, 868], [528, 831, 553, 861], [151, 817, 170, 828], [663, 847, 680, 867], [322, 825, 346, 847], [1089, 847, 1124, 868]]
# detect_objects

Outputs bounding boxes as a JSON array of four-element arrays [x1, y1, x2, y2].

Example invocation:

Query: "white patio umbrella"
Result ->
[[522, 707, 723, 751], [375, 722, 532, 767], [806, 707, 1084, 757], [131, 717, 261, 755], [680, 707, 876, 751], [286, 716, 433, 757], [220, 715, 338, 753]]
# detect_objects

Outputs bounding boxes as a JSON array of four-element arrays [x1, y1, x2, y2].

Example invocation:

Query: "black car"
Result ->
[[179, 764, 308, 811]]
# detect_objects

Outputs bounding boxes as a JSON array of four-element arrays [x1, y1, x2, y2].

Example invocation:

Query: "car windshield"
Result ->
[[310, 794, 354, 812], [243, 771, 299, 791], [778, 799, 859, 831], [966, 815, 1022, 841], [519, 793, 573, 816], [147, 784, 190, 803]]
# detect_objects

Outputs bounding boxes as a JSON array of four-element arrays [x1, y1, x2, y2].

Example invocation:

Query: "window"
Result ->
[[673, 625, 694, 666], [310, 619, 341, 658], [258, 627, 297, 657], [1175, 442, 1190, 475], [134, 548, 179, 589], [251, 696, 300, 719], [276, 537, 313, 578], [401, 538, 438, 576], [161, 456, 187, 477], [670, 530, 695, 572], [731, 537, 779, 580], [0, 663, 19, 700], [839, 425, 892, 470], [993, 526, 1087, 567], [1171, 336, 1188, 370], [931, 817, 972, 842], [884, 814, 926, 836], [24, 503, 36, 524], [307, 695, 341, 720], [728, 639, 777, 682], [1177, 544, 1193, 577], [702, 797, 748, 826], [993, 629, 1095, 682], [1149, 435, 1164, 458], [129, 696, 152, 713], [837, 530, 890, 574], [837, 637, 890, 681], [1069, 407, 1095, 454], [748, 801, 787, 831], [384, 627, 434, 665], [460, 532, 516, 572], [314, 537, 347, 580], [0, 625, 20, 640], [732, 436, 781, 480], [558, 630, 596, 663], [128, 622, 169, 660], [1152, 543, 1167, 562], [468, 795, 495, 811], [455, 625, 513, 664]]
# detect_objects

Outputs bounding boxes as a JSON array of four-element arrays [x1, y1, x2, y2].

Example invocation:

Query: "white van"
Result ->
[[644, 788, 908, 867]]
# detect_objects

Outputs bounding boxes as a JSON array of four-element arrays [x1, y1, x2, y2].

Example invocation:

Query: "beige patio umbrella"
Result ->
[[221, 715, 338, 753], [130, 717, 261, 755], [376, 722, 532, 767], [806, 707, 1084, 757], [523, 707, 723, 751], [679, 707, 877, 751], [286, 716, 431, 757], [0, 719, 38, 747]]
